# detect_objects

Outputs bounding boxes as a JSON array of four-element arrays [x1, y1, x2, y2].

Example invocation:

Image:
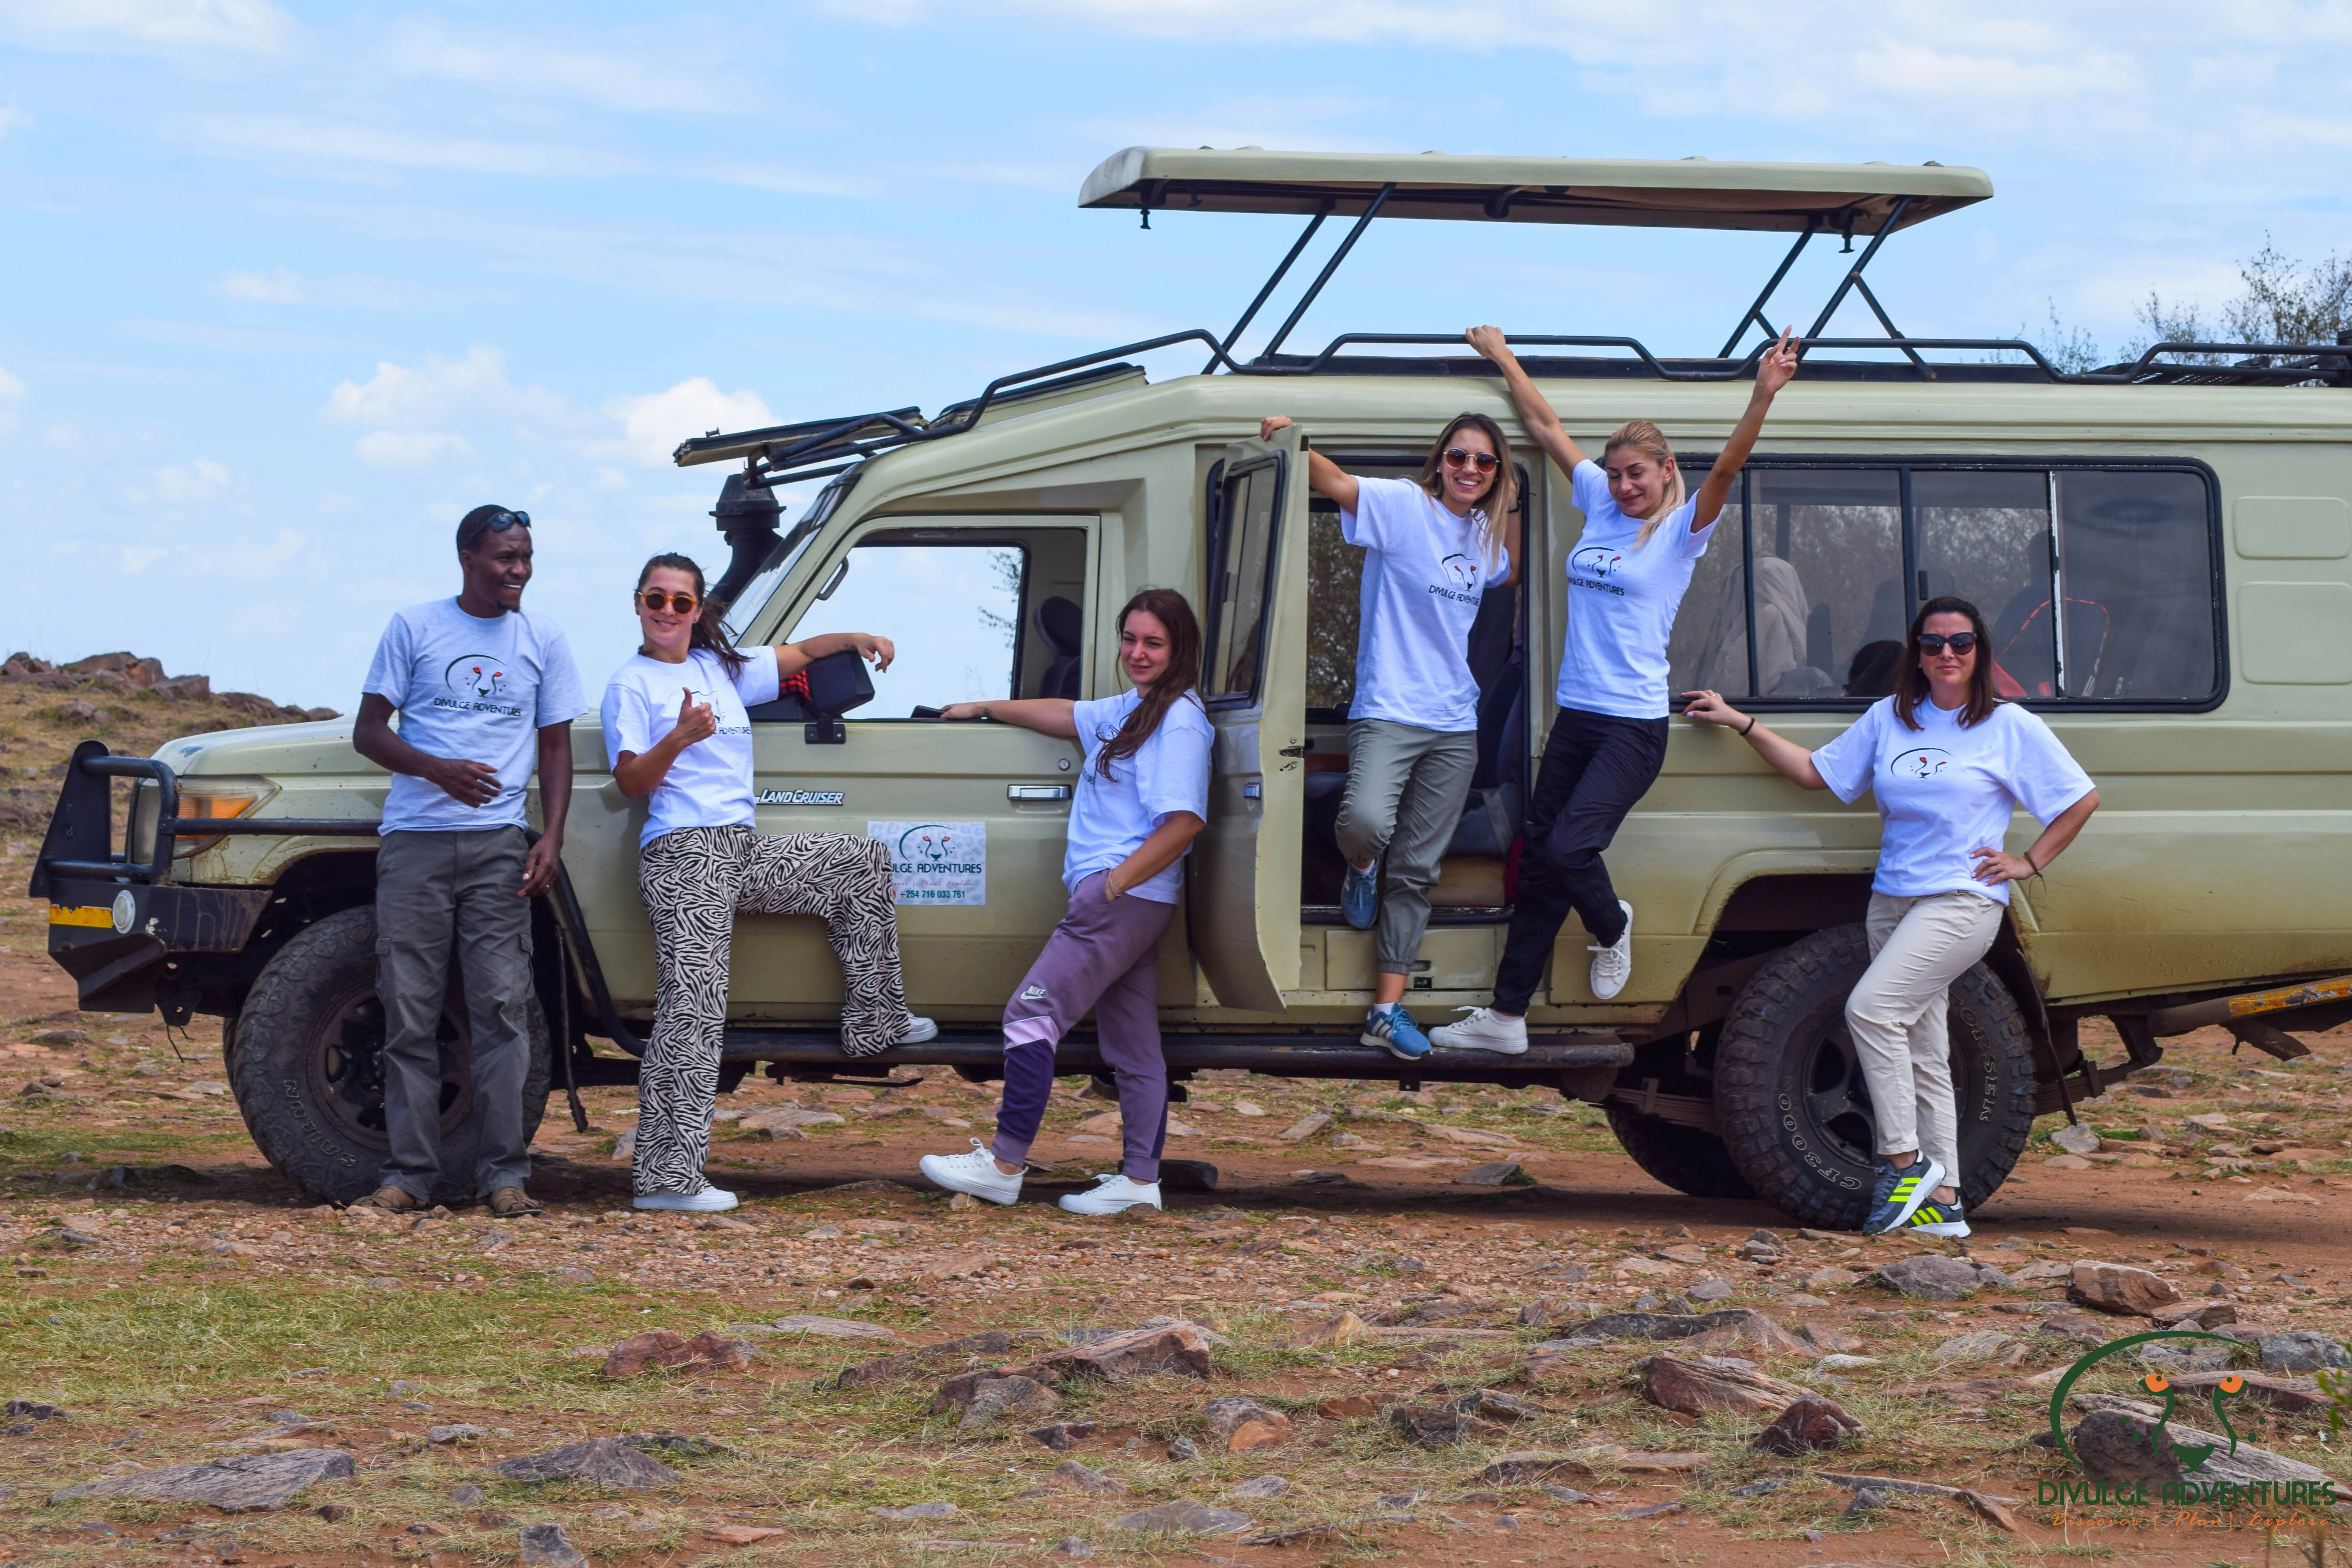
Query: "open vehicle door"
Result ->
[[1189, 426, 1309, 1013]]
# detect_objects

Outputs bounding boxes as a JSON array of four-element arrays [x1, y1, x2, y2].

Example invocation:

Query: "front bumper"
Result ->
[[45, 878, 272, 1013]]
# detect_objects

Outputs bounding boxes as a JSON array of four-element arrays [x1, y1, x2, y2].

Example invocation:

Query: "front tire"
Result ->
[[1711, 923, 2036, 1230], [229, 906, 551, 1205]]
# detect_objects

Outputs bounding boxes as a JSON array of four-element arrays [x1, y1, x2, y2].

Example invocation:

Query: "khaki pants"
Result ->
[[1846, 889, 2004, 1183]]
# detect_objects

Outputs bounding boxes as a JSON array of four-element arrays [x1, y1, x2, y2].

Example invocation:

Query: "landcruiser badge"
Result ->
[[757, 789, 845, 806]]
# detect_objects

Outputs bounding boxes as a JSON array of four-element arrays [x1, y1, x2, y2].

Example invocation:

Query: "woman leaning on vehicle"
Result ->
[[1682, 595, 2100, 1238], [602, 553, 934, 1214], [1254, 410, 1519, 1063]]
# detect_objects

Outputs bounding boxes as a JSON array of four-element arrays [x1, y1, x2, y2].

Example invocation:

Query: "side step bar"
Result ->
[[717, 1028, 1632, 1089]]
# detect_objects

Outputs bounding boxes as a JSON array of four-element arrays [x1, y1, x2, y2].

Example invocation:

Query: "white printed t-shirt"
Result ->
[[1341, 476, 1505, 735], [599, 648, 782, 850], [1809, 697, 2094, 906], [1063, 688, 1214, 903], [363, 599, 585, 834], [1556, 459, 1715, 720]]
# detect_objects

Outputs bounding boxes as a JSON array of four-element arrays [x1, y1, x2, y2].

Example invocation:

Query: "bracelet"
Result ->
[[1740, 715, 1757, 737], [2024, 850, 2042, 876]]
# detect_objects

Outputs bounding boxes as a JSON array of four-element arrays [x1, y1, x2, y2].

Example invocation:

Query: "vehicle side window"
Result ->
[[2053, 470, 2217, 700], [1914, 470, 2058, 698], [790, 541, 1025, 713], [1305, 499, 1361, 718], [1205, 458, 1282, 703]]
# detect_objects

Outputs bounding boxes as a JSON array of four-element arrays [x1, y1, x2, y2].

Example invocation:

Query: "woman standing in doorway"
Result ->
[[603, 553, 933, 1213], [1254, 413, 1520, 1060], [1683, 597, 2099, 1237], [1435, 326, 1799, 1055], [916, 589, 1212, 1216]]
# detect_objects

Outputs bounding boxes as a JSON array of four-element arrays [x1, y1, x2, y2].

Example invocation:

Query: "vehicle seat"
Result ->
[[1036, 595, 1083, 699]]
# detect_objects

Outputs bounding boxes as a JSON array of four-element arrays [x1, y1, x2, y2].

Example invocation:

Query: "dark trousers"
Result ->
[[374, 827, 534, 1201], [1494, 706, 1670, 1013]]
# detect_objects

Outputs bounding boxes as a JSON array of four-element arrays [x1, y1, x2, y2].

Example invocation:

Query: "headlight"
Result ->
[[172, 779, 279, 856]]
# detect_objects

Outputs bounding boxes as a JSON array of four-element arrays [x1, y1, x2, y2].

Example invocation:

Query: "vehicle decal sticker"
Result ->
[[868, 820, 986, 906]]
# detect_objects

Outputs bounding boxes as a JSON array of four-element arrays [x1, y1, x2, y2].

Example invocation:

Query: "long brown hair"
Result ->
[[1412, 412, 1516, 574], [1096, 588, 1202, 782], [1895, 595, 1999, 731], [1603, 419, 1688, 547], [635, 552, 747, 677]]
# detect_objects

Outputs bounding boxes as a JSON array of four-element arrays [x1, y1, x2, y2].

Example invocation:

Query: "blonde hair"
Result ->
[[1603, 419, 1686, 548], [1414, 412, 1516, 575]]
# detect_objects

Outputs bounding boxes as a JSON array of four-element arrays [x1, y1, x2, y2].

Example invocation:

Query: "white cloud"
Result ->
[[0, 363, 24, 403], [0, 105, 31, 135], [129, 455, 231, 503], [221, 266, 303, 303], [323, 345, 575, 432], [601, 379, 776, 468], [188, 114, 647, 180], [121, 545, 167, 573], [354, 430, 471, 468], [0, 0, 292, 54], [378, 15, 762, 115]]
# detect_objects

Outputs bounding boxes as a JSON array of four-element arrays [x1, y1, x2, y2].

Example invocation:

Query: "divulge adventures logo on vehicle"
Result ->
[[436, 653, 526, 717], [867, 820, 985, 907], [2040, 1330, 2340, 1516]]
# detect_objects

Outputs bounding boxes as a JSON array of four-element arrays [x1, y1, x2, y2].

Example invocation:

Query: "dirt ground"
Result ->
[[3, 678, 2352, 1566]]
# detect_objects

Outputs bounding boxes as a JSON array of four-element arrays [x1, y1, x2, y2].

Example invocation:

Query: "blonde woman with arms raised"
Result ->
[[1684, 597, 2099, 1237], [1434, 325, 1799, 1057]]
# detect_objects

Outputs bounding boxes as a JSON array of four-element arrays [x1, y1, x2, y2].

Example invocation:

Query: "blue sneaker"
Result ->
[[1898, 1197, 1969, 1239], [1341, 857, 1381, 930], [1361, 1003, 1432, 1061], [1862, 1155, 1948, 1235]]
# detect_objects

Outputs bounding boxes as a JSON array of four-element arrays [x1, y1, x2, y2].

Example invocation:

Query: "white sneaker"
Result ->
[[918, 1140, 1024, 1205], [1587, 900, 1634, 1002], [897, 1014, 939, 1045], [1057, 1173, 1163, 1215], [1431, 1006, 1529, 1055], [633, 1185, 738, 1213]]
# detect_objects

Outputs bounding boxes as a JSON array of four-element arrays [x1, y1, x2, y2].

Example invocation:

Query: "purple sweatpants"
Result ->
[[989, 872, 1177, 1182]]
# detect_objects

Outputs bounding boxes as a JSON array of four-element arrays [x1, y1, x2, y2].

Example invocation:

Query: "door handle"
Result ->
[[1007, 784, 1072, 801]]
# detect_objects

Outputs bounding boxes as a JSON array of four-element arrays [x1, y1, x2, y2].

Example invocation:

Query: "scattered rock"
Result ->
[[599, 1330, 755, 1379], [1753, 1395, 1867, 1455], [1843, 1486, 1885, 1518], [1517, 1299, 1555, 1328], [1031, 1321, 1214, 1384], [1054, 1539, 1093, 1558], [1652, 1244, 1711, 1267], [1111, 1501, 1251, 1535], [937, 1373, 1060, 1430], [1872, 1254, 1987, 1302], [1637, 1353, 1815, 1419], [1932, 1331, 2028, 1368], [2140, 1341, 2233, 1373], [1164, 1437, 1202, 1462], [2067, 1260, 2183, 1317], [1201, 1397, 1290, 1452], [1453, 1161, 1527, 1187], [1049, 1459, 1125, 1496], [1315, 1392, 1386, 1420], [739, 1107, 845, 1138], [1389, 1404, 1503, 1446], [1225, 1475, 1289, 1501], [5, 1400, 65, 1422], [1802, 1266, 1862, 1292], [2163, 1370, 2330, 1412], [1445, 1388, 1540, 1423], [620, 1433, 731, 1459], [1958, 1489, 2023, 1533], [1028, 1421, 1101, 1450], [449, 1484, 485, 1506], [763, 1316, 896, 1339], [1277, 1112, 1332, 1142], [1570, 1308, 1808, 1352], [489, 1439, 679, 1490], [2067, 1407, 2334, 1488], [705, 1525, 786, 1545], [1524, 1339, 1601, 1381], [428, 1424, 487, 1445], [2259, 1332, 2352, 1372], [518, 1522, 588, 1568], [872, 1502, 958, 1519], [50, 1450, 355, 1512], [549, 1267, 593, 1285], [2051, 1125, 2103, 1155], [1688, 1278, 1734, 1302]]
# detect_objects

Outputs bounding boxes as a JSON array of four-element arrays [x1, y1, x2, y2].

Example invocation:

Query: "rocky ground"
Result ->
[[0, 663, 2349, 1566]]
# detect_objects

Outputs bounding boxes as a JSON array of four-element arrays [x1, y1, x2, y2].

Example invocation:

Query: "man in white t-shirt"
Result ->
[[350, 505, 585, 1218]]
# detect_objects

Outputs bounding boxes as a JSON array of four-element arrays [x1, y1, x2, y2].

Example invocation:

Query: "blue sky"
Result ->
[[3, 0, 2348, 709]]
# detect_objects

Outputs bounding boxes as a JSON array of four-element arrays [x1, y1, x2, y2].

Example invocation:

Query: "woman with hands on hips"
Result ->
[[917, 589, 1212, 1217], [1682, 595, 2099, 1239], [601, 552, 934, 1214]]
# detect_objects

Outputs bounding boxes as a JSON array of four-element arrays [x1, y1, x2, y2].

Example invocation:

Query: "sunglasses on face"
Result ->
[[1442, 447, 1499, 472], [1918, 632, 1978, 653], [638, 590, 700, 614]]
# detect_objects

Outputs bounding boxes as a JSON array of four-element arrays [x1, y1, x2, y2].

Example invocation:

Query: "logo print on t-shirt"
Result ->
[[1891, 747, 1956, 780], [1439, 552, 1477, 588], [1570, 544, 1624, 579], [445, 654, 508, 700]]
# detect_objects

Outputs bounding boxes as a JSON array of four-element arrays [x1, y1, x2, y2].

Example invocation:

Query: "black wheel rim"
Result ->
[[306, 983, 476, 1151], [1796, 1016, 1878, 1167]]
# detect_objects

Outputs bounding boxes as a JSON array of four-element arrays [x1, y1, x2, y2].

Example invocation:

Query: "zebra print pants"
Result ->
[[634, 824, 909, 1197]]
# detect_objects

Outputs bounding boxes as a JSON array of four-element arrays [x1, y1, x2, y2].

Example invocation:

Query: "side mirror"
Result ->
[[798, 648, 873, 745]]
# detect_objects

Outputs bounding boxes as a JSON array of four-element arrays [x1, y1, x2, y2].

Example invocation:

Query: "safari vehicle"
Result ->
[[32, 149, 2352, 1224]]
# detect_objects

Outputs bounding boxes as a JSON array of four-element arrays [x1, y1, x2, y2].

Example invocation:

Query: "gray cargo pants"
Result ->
[[374, 826, 535, 1202], [1337, 718, 1478, 975]]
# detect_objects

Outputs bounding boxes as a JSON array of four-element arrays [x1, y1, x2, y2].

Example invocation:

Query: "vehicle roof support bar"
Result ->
[[1718, 218, 1818, 359], [1256, 183, 1395, 363], [1804, 196, 1912, 343], [1207, 207, 1329, 374], [1849, 273, 1930, 374]]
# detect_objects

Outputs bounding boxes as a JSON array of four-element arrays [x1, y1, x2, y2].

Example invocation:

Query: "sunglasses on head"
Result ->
[[482, 509, 529, 532], [1442, 447, 1499, 472], [638, 589, 700, 615], [1918, 632, 1978, 653]]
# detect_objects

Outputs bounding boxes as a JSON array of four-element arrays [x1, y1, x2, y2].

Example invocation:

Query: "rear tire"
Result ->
[[1712, 923, 2036, 1230], [229, 906, 551, 1206], [1604, 1103, 1757, 1200]]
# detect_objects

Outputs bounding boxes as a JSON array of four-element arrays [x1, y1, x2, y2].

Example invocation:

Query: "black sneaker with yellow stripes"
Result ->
[[1862, 1155, 1947, 1234]]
